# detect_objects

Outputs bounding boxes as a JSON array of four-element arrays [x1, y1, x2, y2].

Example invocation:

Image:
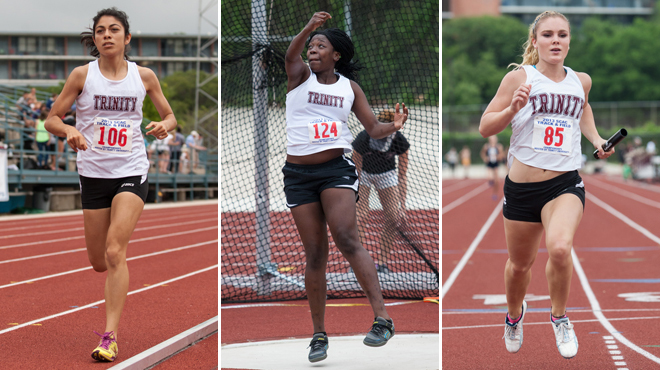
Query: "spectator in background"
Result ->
[[186, 130, 206, 170], [480, 135, 505, 200], [460, 145, 471, 179], [16, 92, 30, 112], [445, 147, 458, 177], [149, 134, 170, 173], [35, 109, 51, 169], [46, 93, 58, 110], [353, 109, 410, 274], [168, 126, 185, 173]]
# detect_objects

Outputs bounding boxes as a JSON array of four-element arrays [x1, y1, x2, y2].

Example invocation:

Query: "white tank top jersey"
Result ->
[[286, 67, 355, 156], [508, 65, 585, 171], [75, 60, 150, 178]]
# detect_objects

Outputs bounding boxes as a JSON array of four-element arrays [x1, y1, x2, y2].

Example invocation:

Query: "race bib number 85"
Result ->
[[532, 116, 573, 156], [308, 120, 341, 144], [92, 117, 133, 155]]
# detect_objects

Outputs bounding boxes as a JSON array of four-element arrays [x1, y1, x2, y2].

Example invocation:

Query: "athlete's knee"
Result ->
[[104, 243, 127, 268], [305, 251, 327, 272], [507, 258, 534, 276], [546, 238, 573, 265], [333, 231, 361, 257]]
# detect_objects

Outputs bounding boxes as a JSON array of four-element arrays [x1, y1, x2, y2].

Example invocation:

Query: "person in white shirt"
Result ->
[[480, 10, 615, 360], [45, 7, 176, 362], [284, 11, 407, 362]]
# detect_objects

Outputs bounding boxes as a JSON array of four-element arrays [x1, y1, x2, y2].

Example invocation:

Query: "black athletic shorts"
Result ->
[[282, 155, 359, 208], [486, 161, 500, 169], [503, 170, 585, 223], [79, 174, 149, 209]]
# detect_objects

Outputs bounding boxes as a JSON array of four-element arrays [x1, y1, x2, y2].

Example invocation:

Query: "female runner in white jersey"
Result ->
[[479, 11, 613, 359], [45, 7, 176, 362], [284, 11, 407, 363]]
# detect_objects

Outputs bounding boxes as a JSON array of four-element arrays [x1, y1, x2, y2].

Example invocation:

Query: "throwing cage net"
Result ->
[[221, 0, 439, 303]]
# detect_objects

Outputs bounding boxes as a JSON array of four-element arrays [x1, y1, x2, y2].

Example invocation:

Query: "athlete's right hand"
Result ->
[[305, 12, 332, 31], [510, 83, 532, 114], [65, 127, 87, 152]]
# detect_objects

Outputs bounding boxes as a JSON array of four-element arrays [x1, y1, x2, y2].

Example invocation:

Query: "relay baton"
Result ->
[[593, 128, 627, 159]]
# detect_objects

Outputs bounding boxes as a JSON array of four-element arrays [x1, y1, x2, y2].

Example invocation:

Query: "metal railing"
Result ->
[[0, 85, 218, 200]]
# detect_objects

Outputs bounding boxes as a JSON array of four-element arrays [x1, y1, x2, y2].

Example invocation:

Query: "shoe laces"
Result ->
[[502, 323, 518, 340], [94, 331, 115, 350], [370, 321, 392, 337], [555, 321, 574, 343], [308, 337, 326, 351]]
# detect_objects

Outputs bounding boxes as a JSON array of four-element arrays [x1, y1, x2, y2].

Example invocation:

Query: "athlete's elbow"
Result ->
[[478, 122, 491, 138]]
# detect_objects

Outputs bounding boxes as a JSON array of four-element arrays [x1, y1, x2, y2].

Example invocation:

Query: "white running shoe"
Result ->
[[503, 300, 527, 353], [552, 316, 578, 359]]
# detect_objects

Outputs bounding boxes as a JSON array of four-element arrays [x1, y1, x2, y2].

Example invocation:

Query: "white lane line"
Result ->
[[442, 315, 660, 330], [442, 307, 660, 315], [587, 193, 660, 245], [442, 200, 502, 299], [0, 240, 217, 289], [0, 222, 218, 252], [0, 226, 218, 265], [0, 200, 218, 222], [442, 182, 490, 214], [575, 193, 660, 365], [602, 335, 627, 368], [0, 210, 217, 235], [0, 265, 218, 335], [442, 180, 480, 195], [587, 179, 660, 209]]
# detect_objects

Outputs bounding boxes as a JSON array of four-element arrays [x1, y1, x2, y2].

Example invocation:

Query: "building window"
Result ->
[[67, 37, 84, 55], [41, 37, 64, 55], [142, 38, 159, 57], [17, 37, 37, 55], [0, 38, 8, 55], [17, 60, 38, 78], [0, 61, 8, 79]]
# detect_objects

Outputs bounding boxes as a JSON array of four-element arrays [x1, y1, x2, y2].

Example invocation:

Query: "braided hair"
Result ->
[[308, 28, 362, 82], [80, 7, 132, 60]]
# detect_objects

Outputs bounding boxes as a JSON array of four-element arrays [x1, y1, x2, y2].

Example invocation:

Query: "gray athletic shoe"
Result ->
[[307, 333, 328, 363], [363, 317, 395, 347]]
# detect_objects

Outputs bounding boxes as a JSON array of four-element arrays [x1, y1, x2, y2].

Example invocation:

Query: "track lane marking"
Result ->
[[586, 178, 660, 209], [442, 182, 490, 214], [0, 226, 218, 265], [0, 240, 217, 289], [442, 315, 660, 330], [0, 222, 218, 251], [573, 192, 660, 365], [0, 265, 218, 335], [442, 200, 502, 298]]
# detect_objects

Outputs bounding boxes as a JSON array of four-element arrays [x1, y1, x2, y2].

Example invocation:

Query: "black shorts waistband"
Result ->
[[284, 155, 348, 170], [504, 170, 579, 190]]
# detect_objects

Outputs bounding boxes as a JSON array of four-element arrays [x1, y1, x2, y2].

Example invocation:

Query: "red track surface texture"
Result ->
[[0, 202, 218, 369], [443, 174, 660, 369]]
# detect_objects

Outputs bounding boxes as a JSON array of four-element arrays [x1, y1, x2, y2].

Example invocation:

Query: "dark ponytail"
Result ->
[[308, 28, 362, 82], [80, 7, 132, 60]]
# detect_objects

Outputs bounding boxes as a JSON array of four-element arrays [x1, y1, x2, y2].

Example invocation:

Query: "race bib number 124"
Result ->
[[92, 117, 133, 155], [308, 120, 341, 144]]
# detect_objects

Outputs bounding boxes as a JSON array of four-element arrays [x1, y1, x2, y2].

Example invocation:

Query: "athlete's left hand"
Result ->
[[393, 103, 408, 130], [145, 121, 169, 140], [594, 137, 614, 159]]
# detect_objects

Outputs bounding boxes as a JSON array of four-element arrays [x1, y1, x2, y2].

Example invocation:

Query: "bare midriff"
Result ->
[[286, 148, 345, 165], [508, 157, 568, 183]]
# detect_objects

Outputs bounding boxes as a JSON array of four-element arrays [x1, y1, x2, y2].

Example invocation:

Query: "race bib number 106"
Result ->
[[308, 120, 341, 144], [532, 116, 573, 156], [92, 117, 133, 155]]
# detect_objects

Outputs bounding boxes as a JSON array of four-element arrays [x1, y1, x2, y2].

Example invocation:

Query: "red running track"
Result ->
[[0, 201, 218, 369], [442, 174, 660, 369]]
